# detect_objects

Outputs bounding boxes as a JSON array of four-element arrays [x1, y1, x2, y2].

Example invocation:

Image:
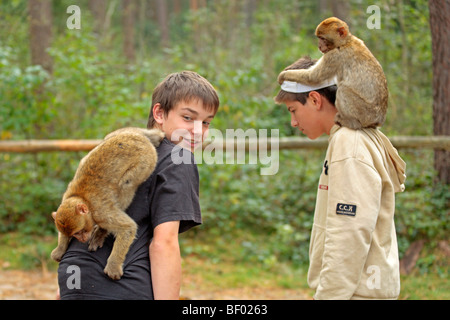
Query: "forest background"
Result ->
[[0, 0, 448, 299]]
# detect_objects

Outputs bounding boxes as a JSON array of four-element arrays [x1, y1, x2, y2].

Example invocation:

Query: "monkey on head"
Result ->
[[51, 127, 165, 280], [278, 17, 388, 130]]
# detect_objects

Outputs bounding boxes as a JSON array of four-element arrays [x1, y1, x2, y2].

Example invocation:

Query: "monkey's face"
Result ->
[[317, 37, 333, 53], [53, 200, 94, 242], [315, 17, 350, 51]]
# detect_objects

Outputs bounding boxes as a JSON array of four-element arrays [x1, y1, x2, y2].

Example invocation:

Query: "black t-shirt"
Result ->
[[58, 138, 201, 300]]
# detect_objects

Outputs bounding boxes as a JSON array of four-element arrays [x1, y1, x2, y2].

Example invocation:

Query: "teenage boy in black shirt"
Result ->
[[57, 71, 219, 299]]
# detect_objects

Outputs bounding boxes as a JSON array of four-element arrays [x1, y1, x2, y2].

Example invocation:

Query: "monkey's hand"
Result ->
[[88, 226, 108, 252], [277, 71, 288, 84], [278, 70, 302, 84], [279, 69, 315, 85], [104, 259, 123, 280]]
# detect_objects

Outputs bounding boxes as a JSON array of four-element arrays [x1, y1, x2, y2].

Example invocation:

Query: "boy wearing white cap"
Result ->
[[275, 57, 406, 300]]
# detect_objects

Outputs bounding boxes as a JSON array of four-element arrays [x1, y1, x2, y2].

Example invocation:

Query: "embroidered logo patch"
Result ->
[[336, 203, 357, 216]]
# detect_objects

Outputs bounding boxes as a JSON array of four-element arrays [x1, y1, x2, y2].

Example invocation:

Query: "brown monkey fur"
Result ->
[[51, 127, 165, 280], [278, 17, 388, 130]]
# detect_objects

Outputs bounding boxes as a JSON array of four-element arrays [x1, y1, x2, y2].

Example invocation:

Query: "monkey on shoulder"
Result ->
[[278, 17, 388, 130], [51, 127, 165, 280]]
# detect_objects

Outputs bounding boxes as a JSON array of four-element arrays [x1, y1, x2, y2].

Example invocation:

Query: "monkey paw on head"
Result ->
[[277, 71, 287, 85], [51, 127, 165, 280], [277, 69, 313, 86]]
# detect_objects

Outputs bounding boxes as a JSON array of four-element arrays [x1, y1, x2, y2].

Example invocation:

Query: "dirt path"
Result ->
[[0, 270, 58, 300], [0, 270, 309, 300]]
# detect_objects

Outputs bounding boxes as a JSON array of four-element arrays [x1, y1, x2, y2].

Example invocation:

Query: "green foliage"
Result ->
[[395, 150, 449, 252], [195, 148, 449, 267], [0, 0, 445, 269], [0, 152, 78, 235], [0, 47, 50, 139], [0, 233, 57, 270]]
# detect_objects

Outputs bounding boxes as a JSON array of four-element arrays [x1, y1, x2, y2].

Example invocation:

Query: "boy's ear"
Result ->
[[309, 91, 323, 110], [152, 103, 165, 125]]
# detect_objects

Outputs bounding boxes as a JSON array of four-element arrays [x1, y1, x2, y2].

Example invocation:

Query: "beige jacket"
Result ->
[[308, 125, 406, 300]]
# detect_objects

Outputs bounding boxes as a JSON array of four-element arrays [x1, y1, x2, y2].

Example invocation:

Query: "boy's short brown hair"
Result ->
[[147, 71, 220, 128], [274, 56, 337, 105]]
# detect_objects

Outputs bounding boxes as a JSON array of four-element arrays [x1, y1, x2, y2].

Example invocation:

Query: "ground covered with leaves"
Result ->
[[1, 234, 449, 300], [0, 268, 310, 300]]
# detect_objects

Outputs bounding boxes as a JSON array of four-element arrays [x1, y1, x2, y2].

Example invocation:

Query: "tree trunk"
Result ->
[[156, 0, 169, 48], [400, 240, 425, 275], [244, 0, 256, 28], [122, 0, 136, 62], [190, 0, 198, 11], [397, 0, 410, 102], [174, 0, 182, 15], [89, 0, 107, 35], [331, 0, 349, 23], [319, 0, 330, 16], [28, 0, 53, 74], [429, 0, 450, 184]]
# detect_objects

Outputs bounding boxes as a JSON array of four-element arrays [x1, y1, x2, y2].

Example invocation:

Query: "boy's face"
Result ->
[[284, 96, 325, 140], [154, 99, 215, 151]]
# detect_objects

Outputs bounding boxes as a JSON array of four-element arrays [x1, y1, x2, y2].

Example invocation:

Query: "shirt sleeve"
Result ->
[[150, 152, 202, 234], [315, 157, 382, 300]]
